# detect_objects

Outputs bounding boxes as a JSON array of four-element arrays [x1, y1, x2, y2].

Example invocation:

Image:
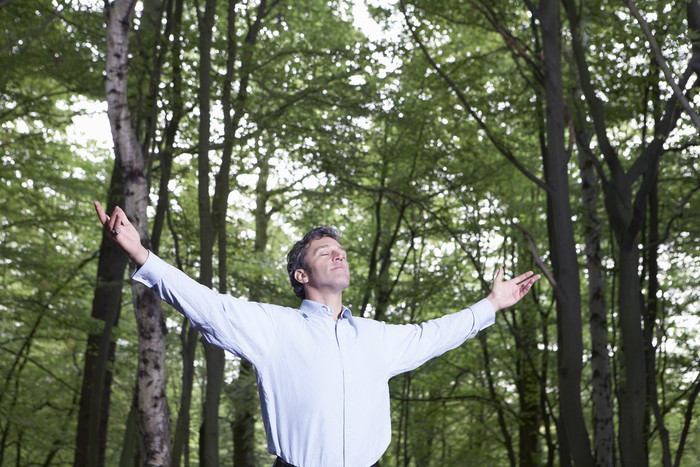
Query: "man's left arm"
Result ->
[[384, 267, 540, 377]]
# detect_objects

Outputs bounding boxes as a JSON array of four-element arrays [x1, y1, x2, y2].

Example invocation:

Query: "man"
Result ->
[[94, 201, 540, 467]]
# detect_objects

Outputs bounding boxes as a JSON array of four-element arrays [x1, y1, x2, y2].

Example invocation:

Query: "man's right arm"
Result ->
[[131, 252, 276, 363], [94, 200, 276, 363]]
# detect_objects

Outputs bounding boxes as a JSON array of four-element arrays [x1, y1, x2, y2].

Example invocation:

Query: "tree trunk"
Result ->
[[564, 0, 694, 461], [194, 1, 225, 464], [119, 393, 144, 467], [539, 0, 593, 465], [131, 0, 166, 157], [480, 334, 516, 466], [515, 282, 540, 466], [74, 161, 128, 467], [577, 138, 614, 467], [105, 1, 171, 464], [200, 343, 225, 466], [151, 0, 184, 255], [222, 2, 269, 464], [567, 11, 615, 464], [644, 182, 672, 467], [230, 156, 269, 467], [151, 1, 193, 463], [172, 321, 198, 467], [615, 238, 648, 465]]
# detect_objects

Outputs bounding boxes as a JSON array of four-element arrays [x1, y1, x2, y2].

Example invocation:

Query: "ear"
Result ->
[[294, 268, 309, 284]]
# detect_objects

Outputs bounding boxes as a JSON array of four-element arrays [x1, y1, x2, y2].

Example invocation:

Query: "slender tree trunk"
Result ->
[[577, 140, 614, 466], [134, 0, 167, 155], [151, 0, 184, 254], [674, 373, 700, 467], [515, 287, 540, 466], [119, 393, 144, 467], [74, 162, 128, 467], [539, 1, 593, 465], [221, 2, 270, 464], [172, 322, 198, 467], [194, 1, 225, 465], [358, 151, 414, 322], [567, 11, 615, 464], [645, 182, 672, 467], [150, 2, 193, 463], [231, 358, 257, 467], [602, 114, 676, 467], [395, 373, 412, 467], [200, 343, 225, 466], [479, 334, 516, 466], [230, 156, 269, 467], [615, 238, 648, 465], [105, 1, 171, 464]]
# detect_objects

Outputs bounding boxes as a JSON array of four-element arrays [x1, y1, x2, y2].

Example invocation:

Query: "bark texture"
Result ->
[[540, 0, 593, 464], [105, 1, 171, 464], [74, 162, 128, 467], [578, 140, 614, 467]]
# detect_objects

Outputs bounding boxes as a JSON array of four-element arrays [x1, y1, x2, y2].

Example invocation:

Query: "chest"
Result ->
[[269, 317, 387, 400]]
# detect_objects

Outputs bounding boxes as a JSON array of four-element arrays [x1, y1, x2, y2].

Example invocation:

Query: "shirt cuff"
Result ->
[[470, 298, 496, 331], [131, 251, 169, 288]]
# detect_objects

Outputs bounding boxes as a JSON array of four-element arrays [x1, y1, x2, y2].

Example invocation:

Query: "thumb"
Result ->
[[493, 266, 504, 282]]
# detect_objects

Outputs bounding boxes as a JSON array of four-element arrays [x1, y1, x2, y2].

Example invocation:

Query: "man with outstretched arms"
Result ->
[[94, 201, 540, 467]]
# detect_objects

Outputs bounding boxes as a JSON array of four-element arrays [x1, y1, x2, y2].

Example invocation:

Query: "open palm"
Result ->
[[487, 267, 540, 312]]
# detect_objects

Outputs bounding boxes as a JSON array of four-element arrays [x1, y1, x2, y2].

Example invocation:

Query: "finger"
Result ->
[[107, 208, 117, 232], [513, 270, 535, 284], [94, 201, 109, 226], [109, 207, 125, 233], [521, 274, 540, 292], [112, 206, 128, 236], [525, 274, 541, 286]]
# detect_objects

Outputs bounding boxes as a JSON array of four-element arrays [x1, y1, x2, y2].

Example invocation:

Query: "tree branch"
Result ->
[[626, 0, 700, 132], [512, 223, 556, 287], [398, 0, 548, 193], [0, 0, 70, 54]]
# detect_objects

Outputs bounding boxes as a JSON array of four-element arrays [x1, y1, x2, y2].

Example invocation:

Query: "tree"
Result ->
[[563, 0, 700, 463], [74, 162, 129, 467], [2, 0, 700, 464], [104, 0, 171, 464]]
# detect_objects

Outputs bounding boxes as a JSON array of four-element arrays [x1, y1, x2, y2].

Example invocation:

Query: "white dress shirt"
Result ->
[[132, 253, 495, 467]]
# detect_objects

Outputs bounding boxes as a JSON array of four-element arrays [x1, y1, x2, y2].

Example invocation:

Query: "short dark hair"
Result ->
[[287, 226, 341, 299]]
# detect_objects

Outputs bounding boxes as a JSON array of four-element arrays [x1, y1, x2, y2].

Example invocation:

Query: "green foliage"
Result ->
[[1, 0, 699, 465]]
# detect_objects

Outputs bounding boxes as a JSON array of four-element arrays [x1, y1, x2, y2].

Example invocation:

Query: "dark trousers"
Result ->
[[273, 458, 295, 467]]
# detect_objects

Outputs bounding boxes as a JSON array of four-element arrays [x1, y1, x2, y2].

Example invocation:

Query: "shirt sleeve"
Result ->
[[132, 252, 277, 364], [383, 298, 495, 377]]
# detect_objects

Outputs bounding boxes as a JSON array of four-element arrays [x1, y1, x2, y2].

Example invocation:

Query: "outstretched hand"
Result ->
[[94, 201, 149, 266], [487, 266, 540, 312]]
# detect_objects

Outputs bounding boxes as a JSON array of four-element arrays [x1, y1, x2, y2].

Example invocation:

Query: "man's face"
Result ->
[[298, 236, 350, 295]]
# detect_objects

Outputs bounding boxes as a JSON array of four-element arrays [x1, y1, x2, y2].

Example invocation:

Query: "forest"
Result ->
[[1, 0, 700, 465]]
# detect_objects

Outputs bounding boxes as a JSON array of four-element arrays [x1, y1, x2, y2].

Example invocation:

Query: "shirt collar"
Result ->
[[300, 299, 353, 320]]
